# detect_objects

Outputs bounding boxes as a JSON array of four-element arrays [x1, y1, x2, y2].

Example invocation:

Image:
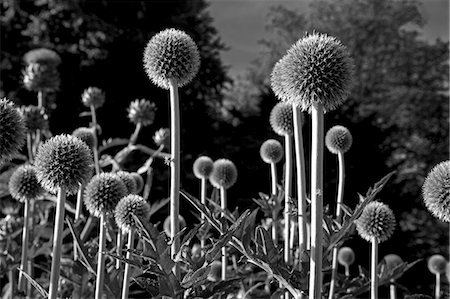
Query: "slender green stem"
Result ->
[[74, 184, 84, 260], [48, 187, 66, 299], [121, 230, 134, 299], [389, 279, 396, 299], [309, 102, 324, 299], [270, 162, 277, 196], [90, 105, 100, 175], [270, 162, 278, 245], [9, 269, 16, 299], [284, 134, 293, 266], [27, 133, 33, 163], [435, 273, 441, 299], [18, 200, 30, 293], [200, 178, 207, 249], [371, 238, 378, 299], [221, 186, 227, 280], [143, 167, 154, 201], [35, 91, 45, 149], [345, 264, 350, 277], [95, 213, 107, 299], [168, 78, 181, 280], [116, 230, 123, 269], [27, 200, 35, 298], [129, 122, 142, 146]]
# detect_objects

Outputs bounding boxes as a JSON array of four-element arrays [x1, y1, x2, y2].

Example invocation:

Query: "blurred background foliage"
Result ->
[[1, 0, 448, 294]]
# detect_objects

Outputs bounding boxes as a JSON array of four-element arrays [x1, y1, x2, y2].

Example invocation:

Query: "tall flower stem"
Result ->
[[129, 123, 142, 146], [35, 91, 45, 149], [389, 279, 396, 299], [48, 186, 66, 299], [121, 230, 135, 299], [27, 133, 34, 163], [435, 273, 441, 299], [220, 186, 227, 280], [270, 162, 278, 245], [309, 102, 324, 299], [95, 213, 107, 299], [200, 177, 207, 249], [74, 184, 84, 260], [270, 162, 277, 196], [90, 105, 100, 175], [284, 134, 293, 266], [371, 238, 379, 299], [27, 200, 35, 298], [116, 230, 123, 269], [18, 199, 30, 293], [168, 78, 181, 280], [328, 151, 345, 299]]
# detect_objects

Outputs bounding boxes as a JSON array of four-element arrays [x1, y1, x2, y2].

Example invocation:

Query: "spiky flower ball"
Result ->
[[163, 215, 186, 237], [209, 159, 238, 190], [193, 156, 214, 179], [34, 134, 93, 194], [260, 139, 283, 164], [0, 99, 26, 164], [72, 127, 96, 149], [427, 254, 447, 275], [270, 102, 294, 136], [128, 99, 156, 126], [23, 63, 60, 91], [81, 87, 105, 109], [383, 254, 403, 273], [337, 247, 355, 267], [115, 195, 151, 233], [355, 201, 395, 243], [115, 171, 138, 194], [131, 172, 144, 194], [9, 165, 44, 202], [143, 29, 200, 89], [325, 125, 353, 154], [23, 48, 61, 66], [422, 161, 450, 222], [84, 173, 128, 217], [153, 128, 170, 148], [20, 106, 49, 132]]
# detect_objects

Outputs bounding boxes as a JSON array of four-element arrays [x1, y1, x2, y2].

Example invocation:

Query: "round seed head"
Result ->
[[143, 28, 200, 89], [84, 173, 128, 217], [355, 201, 396, 243], [8, 165, 44, 202], [163, 215, 186, 237], [427, 254, 447, 275], [115, 171, 138, 194], [209, 159, 238, 190], [193, 156, 214, 179], [325, 125, 353, 154], [72, 127, 96, 149], [20, 106, 49, 132], [23, 63, 60, 91], [34, 134, 94, 194], [383, 254, 403, 273], [422, 161, 450, 222], [114, 194, 151, 233], [128, 99, 156, 127], [337, 247, 355, 267], [23, 48, 61, 66], [270, 102, 294, 136], [153, 128, 170, 148], [260, 139, 283, 164], [81, 87, 105, 109], [0, 98, 26, 164], [131, 172, 144, 194], [271, 33, 354, 112]]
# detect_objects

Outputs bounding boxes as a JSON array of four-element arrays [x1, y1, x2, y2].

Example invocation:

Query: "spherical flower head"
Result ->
[[72, 127, 96, 149], [23, 48, 61, 67], [209, 159, 238, 190], [260, 139, 283, 164], [34, 134, 94, 194], [427, 254, 447, 275], [20, 106, 49, 132], [115, 171, 138, 194], [84, 173, 128, 217], [9, 165, 44, 202], [382, 254, 403, 273], [114, 194, 151, 233], [337, 247, 355, 267], [325, 125, 353, 154], [355, 201, 395, 243], [271, 33, 354, 113], [143, 28, 200, 89], [128, 99, 156, 127], [23, 63, 60, 91], [422, 161, 450, 222], [193, 156, 214, 179], [0, 98, 27, 165], [131, 172, 144, 194], [153, 128, 170, 148], [163, 215, 186, 237], [81, 87, 105, 109], [270, 102, 294, 136]]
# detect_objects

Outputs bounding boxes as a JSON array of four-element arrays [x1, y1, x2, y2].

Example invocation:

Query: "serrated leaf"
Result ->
[[180, 190, 222, 233], [66, 217, 96, 276], [181, 265, 211, 288]]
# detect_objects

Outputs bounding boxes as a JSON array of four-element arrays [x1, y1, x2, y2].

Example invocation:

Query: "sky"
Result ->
[[208, 0, 449, 76]]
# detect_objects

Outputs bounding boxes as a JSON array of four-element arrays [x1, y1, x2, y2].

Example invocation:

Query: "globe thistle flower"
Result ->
[[325, 125, 353, 154], [115, 195, 151, 233], [337, 247, 355, 267], [193, 156, 214, 179], [72, 127, 96, 149], [9, 165, 44, 202], [427, 254, 447, 275], [383, 254, 403, 272], [23, 48, 61, 66], [143, 28, 200, 89], [115, 171, 138, 194], [84, 173, 128, 217], [153, 128, 170, 148], [209, 159, 238, 190], [422, 161, 450, 222], [0, 98, 27, 164], [34, 134, 94, 195], [131, 172, 144, 194], [270, 102, 294, 136], [355, 201, 396, 243], [23, 63, 60, 91], [81, 87, 105, 109], [128, 99, 156, 127], [20, 106, 49, 132], [271, 33, 354, 113], [163, 215, 186, 237], [260, 139, 284, 164]]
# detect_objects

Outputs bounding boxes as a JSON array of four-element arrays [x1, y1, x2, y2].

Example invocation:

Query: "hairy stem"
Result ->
[[221, 186, 227, 280], [371, 238, 378, 299], [18, 200, 30, 293], [129, 122, 142, 146]]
